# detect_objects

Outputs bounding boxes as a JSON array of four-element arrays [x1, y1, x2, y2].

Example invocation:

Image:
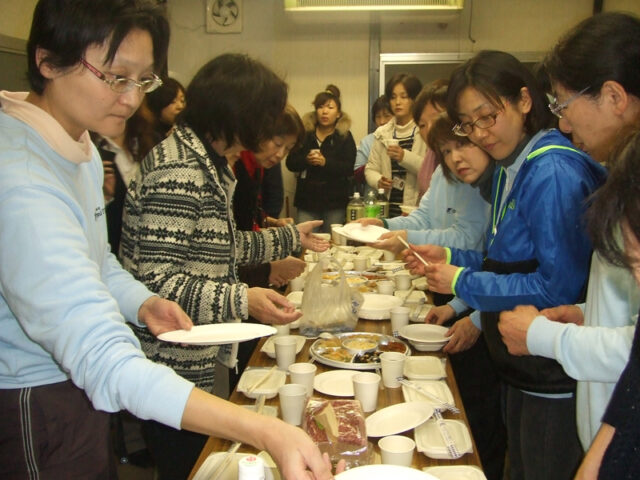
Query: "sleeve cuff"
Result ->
[[451, 267, 465, 296], [447, 296, 469, 315], [470, 310, 482, 330], [526, 315, 568, 359], [444, 247, 452, 264], [382, 218, 389, 229]]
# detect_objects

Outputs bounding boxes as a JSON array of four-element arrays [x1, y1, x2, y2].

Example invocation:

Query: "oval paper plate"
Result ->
[[313, 369, 358, 397], [157, 323, 276, 345], [365, 401, 434, 437], [399, 324, 451, 343], [336, 464, 438, 480], [337, 224, 390, 244]]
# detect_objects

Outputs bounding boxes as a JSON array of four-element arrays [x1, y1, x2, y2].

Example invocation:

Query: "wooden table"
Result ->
[[188, 319, 483, 478]]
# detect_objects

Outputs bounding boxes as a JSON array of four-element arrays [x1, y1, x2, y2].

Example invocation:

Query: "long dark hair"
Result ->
[[146, 77, 185, 120], [587, 127, 640, 269], [544, 12, 640, 100], [27, 0, 169, 94], [447, 50, 552, 135]]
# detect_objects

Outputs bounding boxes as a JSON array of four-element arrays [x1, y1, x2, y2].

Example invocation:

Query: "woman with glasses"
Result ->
[[365, 73, 426, 217], [403, 50, 606, 480], [0, 1, 336, 479]]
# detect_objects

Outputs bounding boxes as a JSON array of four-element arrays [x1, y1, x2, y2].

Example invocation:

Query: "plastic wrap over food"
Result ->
[[303, 398, 371, 466]]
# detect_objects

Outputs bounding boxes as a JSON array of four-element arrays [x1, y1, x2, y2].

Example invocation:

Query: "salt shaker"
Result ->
[[238, 454, 265, 480]]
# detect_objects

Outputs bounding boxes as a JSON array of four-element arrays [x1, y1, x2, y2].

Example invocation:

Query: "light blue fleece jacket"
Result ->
[[0, 92, 193, 429], [385, 165, 489, 251], [527, 252, 639, 448]]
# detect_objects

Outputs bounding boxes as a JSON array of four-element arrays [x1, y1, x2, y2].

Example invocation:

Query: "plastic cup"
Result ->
[[380, 351, 406, 388], [274, 336, 298, 370], [379, 435, 415, 467], [377, 280, 395, 296], [274, 324, 290, 337], [289, 275, 305, 292], [353, 256, 369, 272], [331, 224, 344, 245], [278, 383, 308, 425], [288, 362, 317, 395], [383, 250, 396, 262], [385, 139, 400, 147], [394, 273, 412, 291], [352, 372, 381, 413], [390, 306, 410, 336]]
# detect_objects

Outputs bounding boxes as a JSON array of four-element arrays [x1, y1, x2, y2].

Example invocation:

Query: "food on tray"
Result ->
[[316, 337, 342, 349], [304, 399, 367, 452], [342, 336, 378, 352], [322, 348, 355, 363], [379, 340, 408, 353], [310, 333, 410, 370]]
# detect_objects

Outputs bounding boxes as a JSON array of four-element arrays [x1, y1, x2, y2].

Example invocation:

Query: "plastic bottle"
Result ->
[[376, 188, 389, 219], [346, 192, 365, 222], [364, 189, 380, 218]]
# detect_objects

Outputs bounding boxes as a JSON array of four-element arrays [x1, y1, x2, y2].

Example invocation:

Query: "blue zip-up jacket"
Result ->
[[450, 130, 606, 312]]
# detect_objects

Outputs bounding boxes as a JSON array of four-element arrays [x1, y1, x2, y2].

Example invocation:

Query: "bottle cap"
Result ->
[[353, 192, 361, 198], [238, 455, 265, 480]]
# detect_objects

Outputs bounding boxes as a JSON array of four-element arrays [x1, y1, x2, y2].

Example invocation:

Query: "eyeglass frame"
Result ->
[[81, 59, 163, 94], [547, 86, 590, 119], [452, 111, 501, 137]]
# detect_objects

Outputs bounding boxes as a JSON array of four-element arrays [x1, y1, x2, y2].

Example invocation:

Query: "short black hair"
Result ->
[[587, 127, 640, 269], [385, 73, 422, 101], [447, 50, 552, 135], [412, 79, 448, 124], [27, 0, 169, 94], [146, 77, 185, 119], [544, 12, 640, 100], [371, 95, 391, 118], [182, 53, 288, 152]]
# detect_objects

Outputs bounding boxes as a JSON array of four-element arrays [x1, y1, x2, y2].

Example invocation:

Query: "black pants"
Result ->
[[505, 385, 583, 480], [0, 381, 116, 480], [142, 419, 208, 480]]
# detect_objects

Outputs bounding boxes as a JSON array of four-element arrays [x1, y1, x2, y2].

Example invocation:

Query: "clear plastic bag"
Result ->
[[298, 258, 363, 337]]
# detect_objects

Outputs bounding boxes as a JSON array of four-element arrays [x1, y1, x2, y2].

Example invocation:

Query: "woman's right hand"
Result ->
[[247, 287, 301, 325], [377, 176, 393, 190], [402, 244, 447, 274]]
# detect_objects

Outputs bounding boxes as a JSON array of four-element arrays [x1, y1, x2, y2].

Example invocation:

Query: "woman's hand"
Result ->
[[443, 317, 480, 354], [425, 304, 455, 325], [387, 145, 405, 162], [402, 244, 447, 275], [307, 149, 326, 167], [269, 257, 305, 287], [377, 176, 393, 190], [102, 158, 117, 202], [138, 296, 193, 335], [353, 217, 383, 227], [423, 263, 459, 294], [296, 220, 330, 252], [371, 230, 407, 254], [574, 423, 615, 480], [539, 304, 584, 325], [247, 287, 301, 325]]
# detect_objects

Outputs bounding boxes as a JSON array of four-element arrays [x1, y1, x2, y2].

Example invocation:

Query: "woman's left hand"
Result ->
[[442, 317, 480, 354], [423, 263, 459, 294], [370, 230, 407, 253], [387, 145, 405, 162], [296, 220, 330, 252]]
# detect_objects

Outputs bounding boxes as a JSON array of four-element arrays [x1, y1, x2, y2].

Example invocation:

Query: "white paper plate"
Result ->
[[237, 368, 287, 399], [157, 323, 276, 345], [415, 419, 473, 459], [423, 465, 487, 480], [399, 324, 451, 344], [365, 401, 434, 437], [337, 224, 390, 244], [313, 369, 358, 396], [260, 335, 306, 359], [359, 293, 404, 320], [401, 380, 455, 407], [337, 465, 438, 480], [403, 356, 447, 380]]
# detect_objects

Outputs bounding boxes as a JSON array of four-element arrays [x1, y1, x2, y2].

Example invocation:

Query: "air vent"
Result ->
[[284, 0, 464, 11]]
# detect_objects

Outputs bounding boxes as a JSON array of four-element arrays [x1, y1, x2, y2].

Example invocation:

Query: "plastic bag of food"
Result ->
[[303, 398, 372, 467], [298, 258, 363, 337]]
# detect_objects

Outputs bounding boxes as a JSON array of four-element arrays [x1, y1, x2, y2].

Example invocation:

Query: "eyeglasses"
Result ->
[[81, 59, 162, 94], [452, 111, 500, 137], [547, 86, 589, 119]]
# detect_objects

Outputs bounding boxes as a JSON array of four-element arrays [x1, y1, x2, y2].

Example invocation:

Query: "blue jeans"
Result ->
[[296, 208, 345, 233]]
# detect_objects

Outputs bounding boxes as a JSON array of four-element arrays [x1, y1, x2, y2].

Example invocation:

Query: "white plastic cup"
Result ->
[[289, 275, 305, 292], [385, 138, 400, 147], [331, 224, 343, 245], [383, 250, 396, 262], [377, 280, 395, 296], [274, 324, 290, 337], [394, 273, 412, 291], [238, 454, 266, 480], [380, 351, 406, 388], [352, 372, 381, 413], [278, 383, 308, 425], [390, 306, 410, 336], [378, 435, 415, 467], [353, 256, 369, 272], [288, 362, 317, 395], [274, 335, 298, 370]]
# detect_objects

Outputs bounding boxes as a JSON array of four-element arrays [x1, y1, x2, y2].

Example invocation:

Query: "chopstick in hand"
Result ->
[[397, 237, 430, 267]]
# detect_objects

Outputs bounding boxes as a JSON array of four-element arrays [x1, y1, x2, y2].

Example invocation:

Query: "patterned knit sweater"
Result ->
[[120, 125, 301, 389]]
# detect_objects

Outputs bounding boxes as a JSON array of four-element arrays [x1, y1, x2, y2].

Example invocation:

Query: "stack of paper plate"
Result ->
[[399, 324, 451, 352]]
